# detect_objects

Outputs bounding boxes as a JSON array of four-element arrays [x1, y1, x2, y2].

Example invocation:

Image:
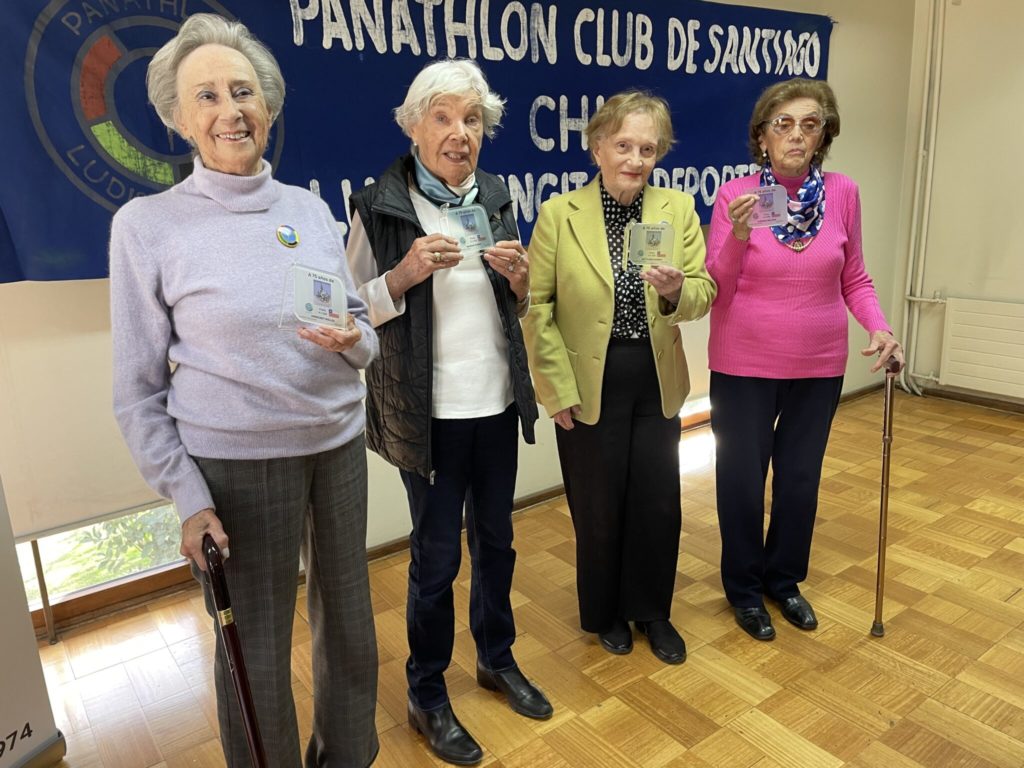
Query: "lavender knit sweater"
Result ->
[[110, 157, 378, 523]]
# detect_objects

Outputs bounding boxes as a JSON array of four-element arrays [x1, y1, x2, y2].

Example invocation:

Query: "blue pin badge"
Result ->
[[277, 224, 299, 248]]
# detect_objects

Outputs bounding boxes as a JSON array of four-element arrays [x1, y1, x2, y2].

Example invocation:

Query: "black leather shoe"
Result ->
[[773, 595, 818, 630], [407, 700, 483, 766], [734, 606, 775, 641], [636, 620, 687, 664], [598, 618, 633, 654], [477, 663, 553, 720]]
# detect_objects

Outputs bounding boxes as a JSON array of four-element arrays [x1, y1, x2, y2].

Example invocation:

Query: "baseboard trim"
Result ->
[[920, 386, 1024, 415]]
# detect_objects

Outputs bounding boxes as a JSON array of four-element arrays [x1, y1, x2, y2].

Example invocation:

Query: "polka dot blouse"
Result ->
[[600, 181, 649, 340]]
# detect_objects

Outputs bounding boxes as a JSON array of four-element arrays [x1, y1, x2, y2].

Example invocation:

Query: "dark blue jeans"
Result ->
[[400, 405, 519, 710]]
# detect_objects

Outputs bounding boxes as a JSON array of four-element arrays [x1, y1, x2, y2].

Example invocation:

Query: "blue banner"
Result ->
[[1, 0, 830, 282]]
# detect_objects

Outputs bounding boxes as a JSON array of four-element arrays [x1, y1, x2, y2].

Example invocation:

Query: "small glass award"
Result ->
[[440, 203, 495, 256], [278, 263, 349, 329], [748, 184, 788, 228], [624, 222, 674, 273]]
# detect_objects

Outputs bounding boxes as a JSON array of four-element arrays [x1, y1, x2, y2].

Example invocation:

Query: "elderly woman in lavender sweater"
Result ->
[[109, 14, 378, 768]]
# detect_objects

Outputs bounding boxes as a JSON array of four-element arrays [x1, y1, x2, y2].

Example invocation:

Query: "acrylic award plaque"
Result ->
[[624, 222, 674, 273], [279, 264, 348, 329], [748, 184, 788, 228], [440, 204, 495, 256]]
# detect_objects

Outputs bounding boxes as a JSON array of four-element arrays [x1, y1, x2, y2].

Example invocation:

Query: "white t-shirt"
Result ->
[[347, 187, 513, 419]]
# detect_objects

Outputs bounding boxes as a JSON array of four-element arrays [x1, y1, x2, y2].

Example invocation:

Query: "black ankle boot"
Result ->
[[477, 663, 553, 719], [734, 605, 775, 641], [635, 619, 687, 664], [407, 700, 483, 765], [598, 618, 633, 654]]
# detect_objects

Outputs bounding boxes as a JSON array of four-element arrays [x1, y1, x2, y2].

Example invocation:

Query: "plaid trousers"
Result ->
[[194, 434, 378, 767]]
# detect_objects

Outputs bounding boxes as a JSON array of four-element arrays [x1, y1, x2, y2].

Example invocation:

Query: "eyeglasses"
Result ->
[[765, 114, 827, 136]]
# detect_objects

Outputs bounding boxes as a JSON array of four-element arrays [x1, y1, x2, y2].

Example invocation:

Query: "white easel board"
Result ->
[[0, 475, 64, 767]]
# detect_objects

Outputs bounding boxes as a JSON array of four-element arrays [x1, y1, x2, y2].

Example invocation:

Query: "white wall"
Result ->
[[902, 0, 1024, 385], [0, 281, 161, 540], [708, 0, 923, 394]]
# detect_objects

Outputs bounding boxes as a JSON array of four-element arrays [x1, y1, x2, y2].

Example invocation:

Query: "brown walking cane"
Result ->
[[203, 534, 269, 767], [870, 357, 902, 638]]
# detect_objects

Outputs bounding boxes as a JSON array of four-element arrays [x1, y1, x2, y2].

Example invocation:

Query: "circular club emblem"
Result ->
[[25, 1, 284, 213], [276, 224, 299, 248]]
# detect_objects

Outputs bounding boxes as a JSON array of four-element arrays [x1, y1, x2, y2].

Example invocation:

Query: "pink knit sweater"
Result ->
[[706, 171, 891, 379]]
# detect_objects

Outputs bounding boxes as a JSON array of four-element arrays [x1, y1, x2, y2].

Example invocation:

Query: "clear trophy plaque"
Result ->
[[748, 184, 788, 228], [440, 203, 495, 256], [279, 264, 349, 329], [624, 222, 674, 273]]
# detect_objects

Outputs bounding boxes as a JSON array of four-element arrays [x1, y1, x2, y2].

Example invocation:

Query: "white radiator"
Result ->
[[938, 297, 1024, 399]]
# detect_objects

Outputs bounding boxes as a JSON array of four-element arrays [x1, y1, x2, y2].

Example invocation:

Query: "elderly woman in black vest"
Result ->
[[347, 58, 549, 766]]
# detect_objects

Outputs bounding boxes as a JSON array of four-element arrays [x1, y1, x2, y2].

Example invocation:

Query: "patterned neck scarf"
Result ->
[[761, 163, 825, 248], [412, 150, 479, 207]]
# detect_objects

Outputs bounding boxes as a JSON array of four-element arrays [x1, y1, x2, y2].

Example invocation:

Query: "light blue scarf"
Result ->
[[412, 151, 479, 207]]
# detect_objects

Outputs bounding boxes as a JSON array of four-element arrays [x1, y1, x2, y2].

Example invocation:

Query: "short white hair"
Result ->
[[147, 13, 285, 133], [394, 59, 505, 139]]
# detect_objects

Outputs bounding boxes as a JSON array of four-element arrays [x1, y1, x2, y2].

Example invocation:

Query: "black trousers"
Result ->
[[709, 372, 843, 608], [556, 339, 682, 633], [399, 405, 519, 711]]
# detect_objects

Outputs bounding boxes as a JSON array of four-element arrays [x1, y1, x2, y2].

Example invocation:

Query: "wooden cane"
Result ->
[[203, 535, 269, 767], [871, 357, 902, 638]]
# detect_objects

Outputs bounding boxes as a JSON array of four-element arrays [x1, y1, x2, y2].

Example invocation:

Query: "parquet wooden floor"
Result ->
[[41, 392, 1024, 767]]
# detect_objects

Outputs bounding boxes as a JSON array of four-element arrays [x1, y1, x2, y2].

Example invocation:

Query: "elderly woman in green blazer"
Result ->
[[523, 91, 716, 665]]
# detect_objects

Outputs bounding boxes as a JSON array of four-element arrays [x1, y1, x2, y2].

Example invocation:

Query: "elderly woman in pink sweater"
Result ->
[[706, 78, 903, 641]]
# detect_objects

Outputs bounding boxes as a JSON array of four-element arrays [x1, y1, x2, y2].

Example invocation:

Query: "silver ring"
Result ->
[[515, 252, 524, 264], [507, 262, 515, 273]]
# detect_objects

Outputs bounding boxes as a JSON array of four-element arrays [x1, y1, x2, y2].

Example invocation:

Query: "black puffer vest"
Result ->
[[350, 155, 537, 479]]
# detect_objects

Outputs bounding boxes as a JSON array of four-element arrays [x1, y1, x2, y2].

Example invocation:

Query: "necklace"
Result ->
[[786, 236, 814, 252]]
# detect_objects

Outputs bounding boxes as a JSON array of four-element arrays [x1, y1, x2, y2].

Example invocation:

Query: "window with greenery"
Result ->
[[17, 504, 183, 607]]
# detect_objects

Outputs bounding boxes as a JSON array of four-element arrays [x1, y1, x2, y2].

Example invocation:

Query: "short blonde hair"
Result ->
[[585, 91, 675, 163], [748, 78, 840, 165], [394, 59, 505, 139], [147, 13, 285, 133]]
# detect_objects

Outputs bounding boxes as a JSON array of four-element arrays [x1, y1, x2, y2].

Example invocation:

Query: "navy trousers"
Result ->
[[709, 372, 843, 608], [399, 405, 519, 710]]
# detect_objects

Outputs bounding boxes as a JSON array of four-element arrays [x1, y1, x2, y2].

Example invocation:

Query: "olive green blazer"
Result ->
[[523, 179, 716, 425]]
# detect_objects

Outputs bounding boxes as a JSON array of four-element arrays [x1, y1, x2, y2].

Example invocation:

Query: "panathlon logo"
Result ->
[[25, 0, 284, 213]]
